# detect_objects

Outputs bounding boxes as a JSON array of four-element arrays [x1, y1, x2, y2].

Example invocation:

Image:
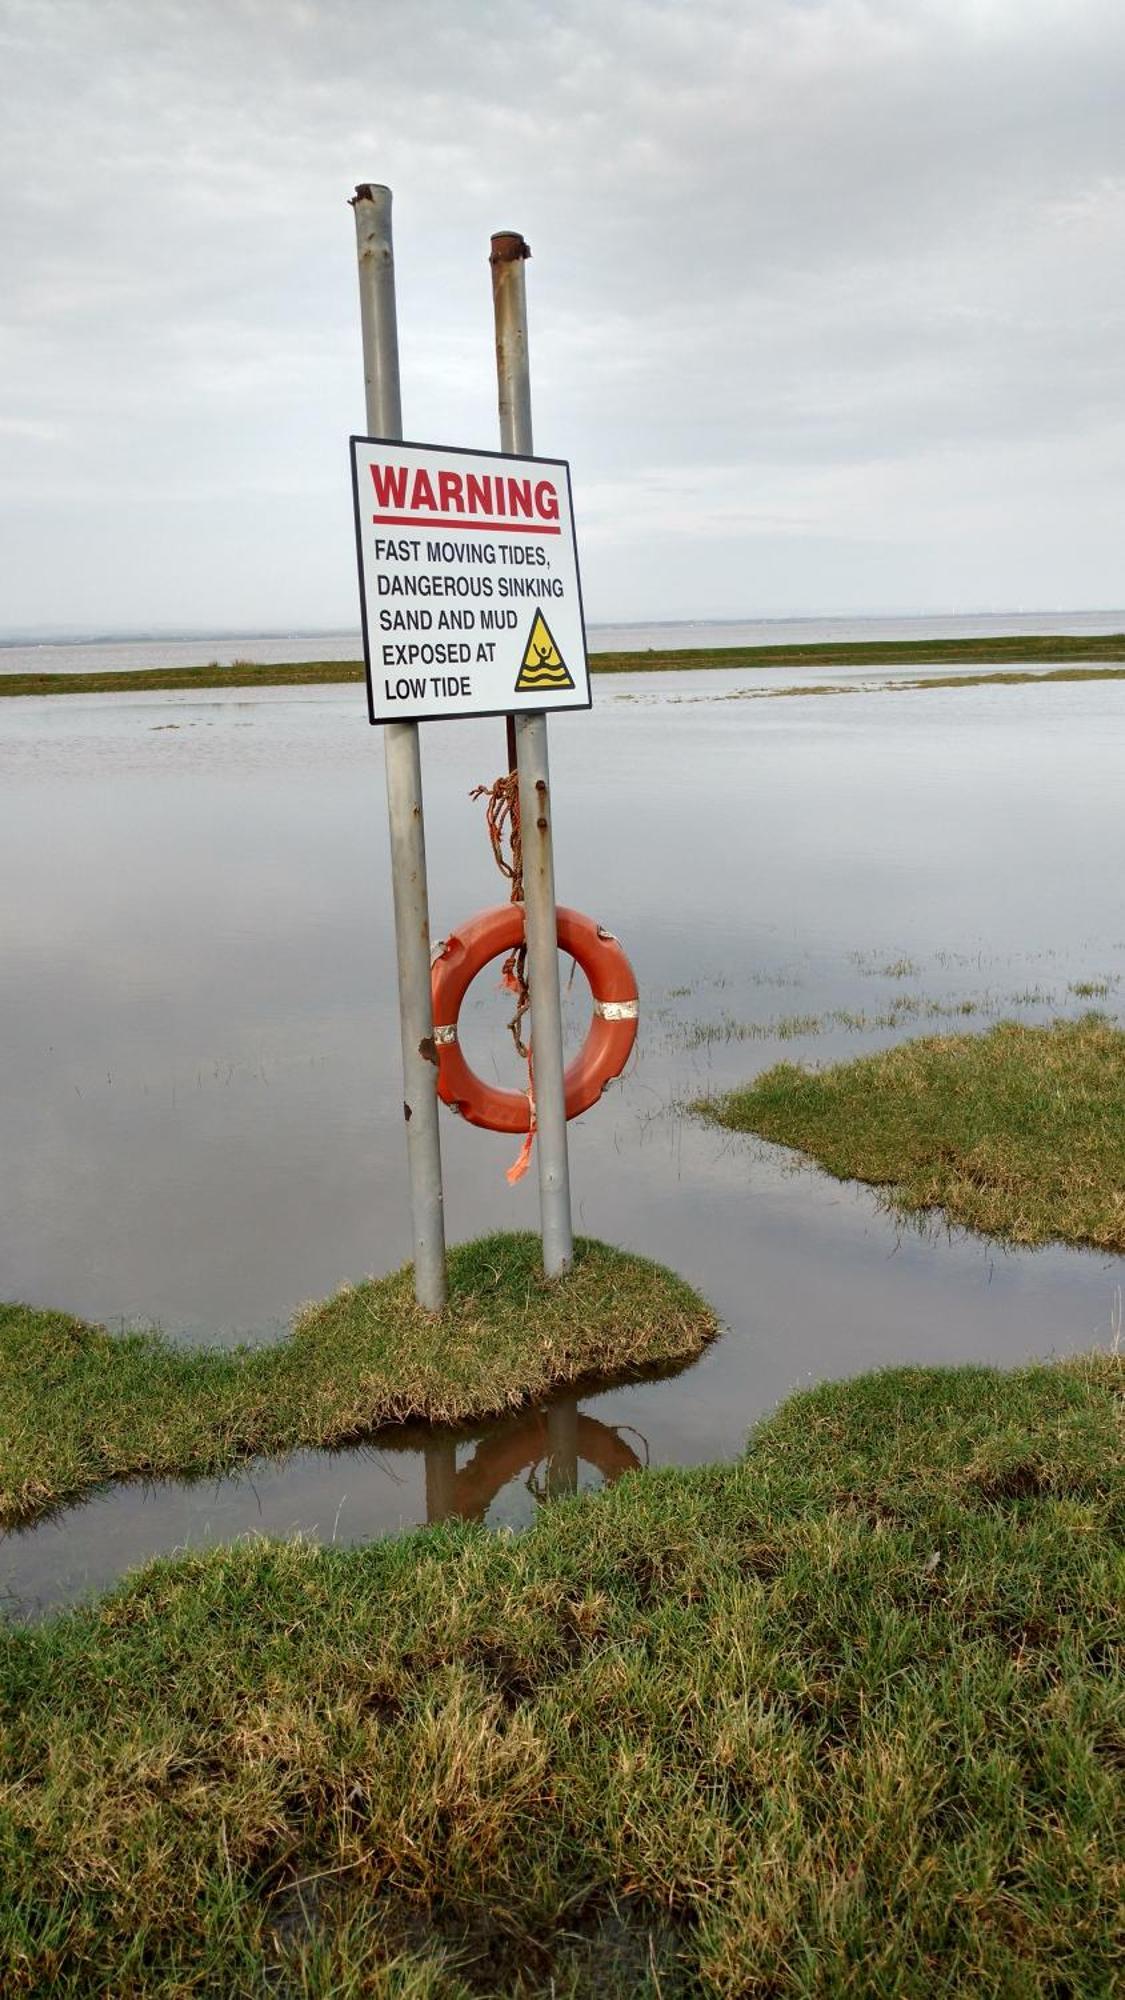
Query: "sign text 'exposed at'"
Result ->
[[350, 438, 592, 723]]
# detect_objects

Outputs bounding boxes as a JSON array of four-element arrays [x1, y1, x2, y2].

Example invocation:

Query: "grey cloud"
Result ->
[[1, 0, 1122, 626]]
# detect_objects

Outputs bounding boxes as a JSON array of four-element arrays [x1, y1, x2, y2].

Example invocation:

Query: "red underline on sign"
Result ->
[[372, 513, 562, 536]]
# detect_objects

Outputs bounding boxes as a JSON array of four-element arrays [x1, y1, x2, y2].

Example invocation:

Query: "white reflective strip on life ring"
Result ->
[[433, 1024, 459, 1044], [594, 999, 639, 1020]]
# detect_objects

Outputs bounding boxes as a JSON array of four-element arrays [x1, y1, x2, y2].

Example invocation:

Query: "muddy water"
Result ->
[[3, 673, 1123, 1617]]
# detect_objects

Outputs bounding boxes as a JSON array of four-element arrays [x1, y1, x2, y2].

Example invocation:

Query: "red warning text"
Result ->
[[370, 464, 561, 535]]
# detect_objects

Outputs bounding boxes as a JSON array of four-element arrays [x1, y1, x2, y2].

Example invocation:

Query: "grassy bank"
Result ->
[[696, 1016, 1125, 1253], [592, 632, 1125, 675], [0, 658, 367, 698], [2, 1352, 1122, 1995], [0, 1234, 716, 1529], [3, 632, 1124, 698]]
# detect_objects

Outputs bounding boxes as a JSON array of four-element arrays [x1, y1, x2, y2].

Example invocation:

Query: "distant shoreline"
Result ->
[[2, 631, 1124, 698]]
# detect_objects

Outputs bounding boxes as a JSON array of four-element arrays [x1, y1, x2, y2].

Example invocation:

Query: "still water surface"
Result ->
[[3, 669, 1123, 1616]]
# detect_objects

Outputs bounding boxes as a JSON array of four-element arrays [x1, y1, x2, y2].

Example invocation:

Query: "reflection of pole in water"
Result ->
[[423, 1405, 644, 1524], [424, 1437, 458, 1523], [419, 1407, 645, 1528], [546, 1395, 579, 1499]]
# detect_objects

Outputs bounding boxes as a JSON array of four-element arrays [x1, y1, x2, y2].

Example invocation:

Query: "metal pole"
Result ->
[[352, 184, 447, 1310], [490, 231, 574, 1277]]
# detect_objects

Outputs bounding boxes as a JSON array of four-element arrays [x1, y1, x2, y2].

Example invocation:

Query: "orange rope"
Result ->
[[504, 1055, 536, 1184], [472, 773, 535, 1178]]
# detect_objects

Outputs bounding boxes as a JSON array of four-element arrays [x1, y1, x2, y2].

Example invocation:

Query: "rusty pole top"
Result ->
[[350, 182, 391, 207], [490, 231, 532, 265], [490, 229, 533, 471]]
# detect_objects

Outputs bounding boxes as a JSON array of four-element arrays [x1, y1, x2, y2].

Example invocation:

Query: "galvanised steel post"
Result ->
[[352, 184, 447, 1311], [490, 231, 574, 1278]]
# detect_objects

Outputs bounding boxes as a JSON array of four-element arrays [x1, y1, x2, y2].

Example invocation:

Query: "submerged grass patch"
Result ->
[[675, 995, 990, 1049], [1, 1354, 1122, 1995], [0, 1234, 716, 1529], [746, 664, 1125, 700], [695, 1016, 1125, 1253]]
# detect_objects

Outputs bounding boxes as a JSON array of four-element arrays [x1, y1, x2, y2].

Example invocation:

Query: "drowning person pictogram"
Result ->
[[514, 609, 575, 693]]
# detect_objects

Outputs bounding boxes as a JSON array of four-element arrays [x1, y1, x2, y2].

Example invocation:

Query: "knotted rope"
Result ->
[[469, 773, 531, 1058], [471, 771, 536, 1180]]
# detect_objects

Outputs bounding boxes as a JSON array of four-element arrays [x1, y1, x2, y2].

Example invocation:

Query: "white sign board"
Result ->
[[350, 437, 592, 724]]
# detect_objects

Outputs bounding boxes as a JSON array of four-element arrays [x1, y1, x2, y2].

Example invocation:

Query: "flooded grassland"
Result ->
[[2, 666, 1123, 1615]]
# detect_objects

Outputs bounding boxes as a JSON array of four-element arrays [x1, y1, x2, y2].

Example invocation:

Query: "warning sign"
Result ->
[[350, 436, 592, 724], [515, 611, 574, 693]]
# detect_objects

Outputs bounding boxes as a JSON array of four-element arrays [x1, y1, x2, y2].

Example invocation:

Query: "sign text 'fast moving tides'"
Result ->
[[350, 439, 592, 722]]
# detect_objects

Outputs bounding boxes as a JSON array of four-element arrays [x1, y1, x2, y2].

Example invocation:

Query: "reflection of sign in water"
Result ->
[[514, 610, 574, 694], [424, 1404, 643, 1524]]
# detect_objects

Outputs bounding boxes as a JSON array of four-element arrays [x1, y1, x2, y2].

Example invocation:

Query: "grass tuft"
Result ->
[[0, 1354, 1122, 1994], [0, 1234, 716, 1529], [693, 1015, 1125, 1253]]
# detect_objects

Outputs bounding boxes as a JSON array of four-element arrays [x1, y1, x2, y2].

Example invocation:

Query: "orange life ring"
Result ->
[[431, 904, 638, 1133]]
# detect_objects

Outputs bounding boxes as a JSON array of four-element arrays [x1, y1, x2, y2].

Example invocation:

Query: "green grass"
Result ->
[[1, 1353, 1122, 1995], [0, 1235, 716, 1529], [0, 659, 367, 698], [4, 634, 1125, 698], [695, 1016, 1125, 1253], [591, 634, 1125, 674]]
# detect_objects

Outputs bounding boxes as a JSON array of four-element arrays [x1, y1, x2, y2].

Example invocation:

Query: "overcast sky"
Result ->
[[2, 0, 1123, 632]]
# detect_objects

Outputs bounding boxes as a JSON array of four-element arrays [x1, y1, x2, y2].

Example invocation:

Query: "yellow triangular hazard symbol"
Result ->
[[514, 610, 575, 693]]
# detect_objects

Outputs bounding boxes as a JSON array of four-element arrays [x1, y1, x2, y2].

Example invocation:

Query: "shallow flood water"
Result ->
[[3, 670, 1124, 1617]]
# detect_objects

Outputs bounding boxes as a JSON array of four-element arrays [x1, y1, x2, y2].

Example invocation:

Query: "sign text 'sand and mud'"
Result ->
[[350, 438, 591, 723]]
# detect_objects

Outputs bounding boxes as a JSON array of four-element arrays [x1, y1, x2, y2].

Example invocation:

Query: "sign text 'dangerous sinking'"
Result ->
[[350, 438, 592, 723]]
